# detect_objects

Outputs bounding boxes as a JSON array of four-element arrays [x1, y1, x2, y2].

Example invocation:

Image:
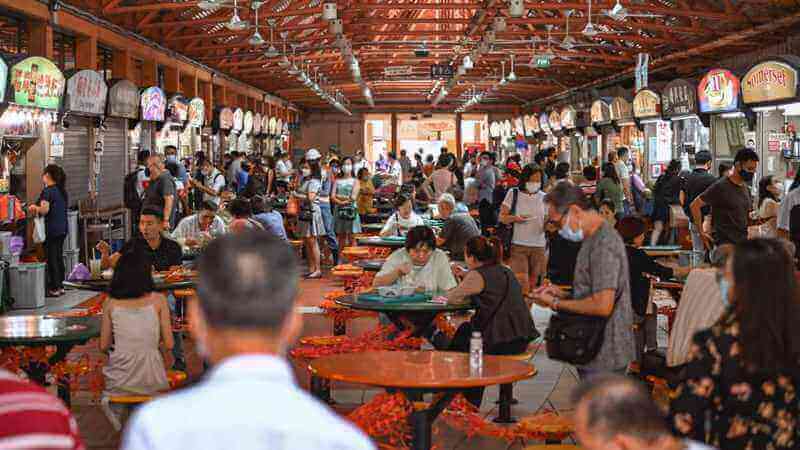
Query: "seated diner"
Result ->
[[379, 194, 425, 237], [373, 225, 457, 292]]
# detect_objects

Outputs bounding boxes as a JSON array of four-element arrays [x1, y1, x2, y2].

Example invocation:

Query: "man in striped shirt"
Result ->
[[0, 368, 84, 449]]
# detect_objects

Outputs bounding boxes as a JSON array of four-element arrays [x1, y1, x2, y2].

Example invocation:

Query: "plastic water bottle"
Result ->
[[469, 331, 483, 371]]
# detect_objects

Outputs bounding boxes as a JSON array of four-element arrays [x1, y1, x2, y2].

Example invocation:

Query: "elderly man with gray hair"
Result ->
[[435, 193, 480, 261]]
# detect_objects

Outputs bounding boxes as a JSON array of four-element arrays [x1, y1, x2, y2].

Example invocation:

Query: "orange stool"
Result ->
[[342, 246, 371, 262]]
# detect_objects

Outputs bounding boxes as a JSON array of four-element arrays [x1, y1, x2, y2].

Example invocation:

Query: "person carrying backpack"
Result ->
[[124, 150, 150, 235]]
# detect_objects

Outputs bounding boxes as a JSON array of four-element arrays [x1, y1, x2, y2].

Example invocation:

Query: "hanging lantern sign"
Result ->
[[218, 107, 233, 130], [489, 121, 501, 138], [548, 110, 562, 131], [187, 97, 205, 128], [590, 99, 611, 124], [632, 89, 661, 119], [514, 117, 525, 136], [243, 110, 254, 135], [610, 97, 633, 123], [262, 115, 269, 135], [253, 113, 262, 135], [107, 79, 139, 119], [539, 113, 550, 133], [526, 114, 540, 134], [10, 56, 65, 109], [277, 118, 284, 135], [560, 105, 577, 129], [140, 86, 166, 121], [698, 69, 740, 113], [741, 60, 798, 105], [232, 108, 244, 132], [269, 116, 277, 135], [64, 70, 107, 116], [661, 79, 698, 117], [167, 95, 189, 123]]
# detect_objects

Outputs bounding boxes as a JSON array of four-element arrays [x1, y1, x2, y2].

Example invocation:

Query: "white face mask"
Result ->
[[526, 182, 541, 193], [302, 168, 311, 177], [343, 164, 352, 173]]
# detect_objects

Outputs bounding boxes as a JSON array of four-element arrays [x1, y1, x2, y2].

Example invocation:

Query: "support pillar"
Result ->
[[163, 66, 180, 93], [112, 49, 134, 82], [141, 59, 157, 87]]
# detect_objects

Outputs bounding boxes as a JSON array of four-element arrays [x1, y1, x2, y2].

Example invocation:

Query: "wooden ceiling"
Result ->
[[62, 0, 800, 112]]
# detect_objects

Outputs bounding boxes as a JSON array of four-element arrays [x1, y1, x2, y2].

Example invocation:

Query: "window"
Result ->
[[0, 12, 27, 55], [53, 31, 76, 72]]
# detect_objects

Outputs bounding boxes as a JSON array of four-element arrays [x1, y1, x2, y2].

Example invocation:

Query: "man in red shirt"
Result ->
[[0, 369, 84, 449]]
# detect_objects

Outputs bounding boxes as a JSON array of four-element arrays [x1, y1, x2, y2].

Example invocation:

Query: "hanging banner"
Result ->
[[232, 108, 244, 132], [253, 113, 262, 135], [243, 110, 254, 135], [590, 99, 611, 124], [64, 70, 107, 116], [10, 57, 65, 109], [514, 117, 525, 136], [548, 111, 562, 131], [742, 60, 798, 105], [140, 86, 166, 121], [218, 107, 233, 130], [187, 97, 205, 128], [698, 69, 740, 114], [538, 113, 550, 133], [167, 95, 189, 123], [107, 79, 139, 119], [610, 97, 633, 122], [661, 79, 698, 117], [560, 105, 576, 129], [0, 55, 7, 104], [633, 89, 661, 119]]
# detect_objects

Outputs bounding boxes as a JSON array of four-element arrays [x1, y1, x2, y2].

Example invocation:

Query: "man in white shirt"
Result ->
[[384, 151, 403, 186], [614, 147, 632, 215], [777, 185, 800, 241], [276, 151, 293, 184], [190, 159, 226, 208], [122, 232, 375, 450], [172, 201, 227, 244], [353, 151, 368, 175]]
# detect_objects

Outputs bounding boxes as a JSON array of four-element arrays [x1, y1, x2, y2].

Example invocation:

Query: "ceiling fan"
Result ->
[[582, 0, 598, 37], [263, 19, 280, 57], [248, 1, 265, 46], [198, 0, 249, 31], [560, 9, 604, 50], [603, 0, 664, 22]]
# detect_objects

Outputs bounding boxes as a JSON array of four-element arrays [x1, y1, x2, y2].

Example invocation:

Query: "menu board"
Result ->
[[698, 69, 740, 114], [538, 113, 550, 132], [742, 61, 798, 105], [243, 110, 254, 135], [218, 107, 233, 130], [633, 89, 661, 119], [188, 97, 205, 128], [168, 95, 189, 123], [10, 57, 65, 109], [610, 97, 633, 122], [107, 79, 139, 118], [64, 70, 107, 115], [560, 106, 576, 129], [232, 108, 244, 132], [661, 79, 698, 117], [140, 86, 166, 121], [590, 100, 611, 124], [253, 113, 262, 135], [0, 55, 7, 104]]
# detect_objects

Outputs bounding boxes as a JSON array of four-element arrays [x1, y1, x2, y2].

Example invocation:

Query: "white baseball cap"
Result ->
[[306, 148, 321, 161]]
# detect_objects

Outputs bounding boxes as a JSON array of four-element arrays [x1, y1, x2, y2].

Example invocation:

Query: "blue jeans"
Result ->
[[319, 202, 339, 265], [688, 222, 706, 265], [167, 293, 185, 366]]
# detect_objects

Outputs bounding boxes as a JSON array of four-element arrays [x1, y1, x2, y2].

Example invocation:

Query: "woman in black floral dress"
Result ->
[[670, 238, 800, 449]]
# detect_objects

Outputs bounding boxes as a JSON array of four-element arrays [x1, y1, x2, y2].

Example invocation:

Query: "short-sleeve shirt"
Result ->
[[502, 189, 547, 248], [376, 248, 457, 292], [571, 222, 635, 371], [614, 160, 630, 180], [203, 169, 226, 207], [476, 166, 496, 203], [777, 187, 800, 232], [39, 186, 68, 238], [380, 211, 424, 237], [699, 177, 752, 246], [120, 237, 183, 272], [143, 173, 176, 217], [439, 213, 480, 261], [682, 168, 716, 218]]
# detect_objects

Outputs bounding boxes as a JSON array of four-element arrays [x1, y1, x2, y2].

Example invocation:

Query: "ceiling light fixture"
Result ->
[[508, 0, 524, 18]]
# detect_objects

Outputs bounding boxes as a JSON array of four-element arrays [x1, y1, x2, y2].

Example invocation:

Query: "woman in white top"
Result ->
[[757, 175, 781, 238], [498, 164, 548, 297], [373, 225, 457, 293], [380, 194, 425, 237], [427, 155, 457, 202]]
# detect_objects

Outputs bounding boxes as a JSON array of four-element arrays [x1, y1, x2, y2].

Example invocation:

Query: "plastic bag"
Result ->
[[33, 217, 46, 244], [68, 263, 91, 281]]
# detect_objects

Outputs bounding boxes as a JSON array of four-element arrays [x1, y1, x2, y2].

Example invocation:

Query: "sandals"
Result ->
[[305, 271, 323, 279]]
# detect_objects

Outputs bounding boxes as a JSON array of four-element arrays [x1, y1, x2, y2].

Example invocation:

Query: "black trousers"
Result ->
[[45, 234, 66, 291], [478, 199, 497, 233], [446, 323, 530, 407]]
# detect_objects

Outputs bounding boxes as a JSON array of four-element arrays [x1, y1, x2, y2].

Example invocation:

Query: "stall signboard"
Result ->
[[188, 97, 205, 128], [590, 100, 611, 124], [261, 115, 269, 135], [610, 97, 633, 122], [661, 79, 697, 117], [219, 107, 233, 130], [514, 117, 525, 136], [243, 110, 254, 135], [560, 106, 577, 129], [633, 89, 661, 118], [698, 69, 740, 113], [539, 113, 551, 133], [528, 114, 540, 134], [523, 115, 536, 136], [168, 95, 189, 123], [421, 120, 455, 133], [64, 70, 107, 116], [277, 118, 284, 135], [232, 108, 244, 132], [742, 61, 798, 105], [269, 117, 277, 135], [253, 113, 262, 135], [0, 56, 7, 103], [107, 79, 138, 119], [140, 87, 166, 121], [9, 57, 65, 109], [547, 111, 561, 131]]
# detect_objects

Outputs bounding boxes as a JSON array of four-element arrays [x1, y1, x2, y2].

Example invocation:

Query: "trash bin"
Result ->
[[0, 231, 11, 260], [65, 210, 79, 252], [63, 250, 80, 279], [9, 263, 46, 309]]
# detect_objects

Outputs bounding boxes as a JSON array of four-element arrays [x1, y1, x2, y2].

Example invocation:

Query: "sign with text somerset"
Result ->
[[742, 61, 798, 105]]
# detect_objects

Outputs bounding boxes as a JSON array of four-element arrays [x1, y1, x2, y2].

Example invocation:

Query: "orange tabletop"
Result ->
[[309, 350, 536, 389]]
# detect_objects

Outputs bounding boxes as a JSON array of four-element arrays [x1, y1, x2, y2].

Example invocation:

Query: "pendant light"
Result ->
[[248, 2, 265, 46], [507, 55, 517, 81]]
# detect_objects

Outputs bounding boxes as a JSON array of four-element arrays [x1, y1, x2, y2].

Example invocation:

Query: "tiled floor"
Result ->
[[22, 276, 588, 449]]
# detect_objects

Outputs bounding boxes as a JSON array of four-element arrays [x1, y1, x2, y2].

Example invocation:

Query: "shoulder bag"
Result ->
[[496, 188, 519, 256]]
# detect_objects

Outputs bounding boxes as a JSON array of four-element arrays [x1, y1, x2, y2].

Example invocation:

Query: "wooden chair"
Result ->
[[493, 350, 535, 423]]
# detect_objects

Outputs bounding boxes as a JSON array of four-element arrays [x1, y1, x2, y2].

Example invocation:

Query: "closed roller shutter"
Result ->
[[97, 117, 126, 209], [58, 116, 91, 208]]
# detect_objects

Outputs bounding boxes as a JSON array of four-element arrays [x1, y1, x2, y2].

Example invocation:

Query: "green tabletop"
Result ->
[[0, 315, 100, 346], [64, 279, 195, 292], [361, 223, 385, 231], [356, 236, 406, 248], [353, 258, 386, 272], [335, 294, 475, 313]]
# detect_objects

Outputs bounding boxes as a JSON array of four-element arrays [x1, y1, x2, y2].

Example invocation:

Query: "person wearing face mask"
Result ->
[[499, 164, 548, 297], [531, 182, 635, 380], [317, 155, 340, 265], [293, 157, 326, 278], [476, 151, 498, 231], [757, 175, 782, 238], [691, 148, 760, 251], [379, 194, 424, 237], [164, 146, 188, 184], [190, 159, 226, 209], [332, 157, 361, 248]]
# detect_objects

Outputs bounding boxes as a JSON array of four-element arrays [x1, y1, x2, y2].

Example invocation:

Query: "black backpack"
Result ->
[[123, 169, 143, 211]]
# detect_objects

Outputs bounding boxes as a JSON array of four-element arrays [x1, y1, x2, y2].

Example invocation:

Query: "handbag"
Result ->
[[337, 204, 357, 221], [33, 216, 47, 244], [496, 188, 518, 256]]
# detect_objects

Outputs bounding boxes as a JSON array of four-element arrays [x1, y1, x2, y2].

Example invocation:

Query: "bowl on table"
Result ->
[[377, 285, 416, 297]]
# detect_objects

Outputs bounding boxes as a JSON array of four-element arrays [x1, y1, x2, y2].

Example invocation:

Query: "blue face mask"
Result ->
[[719, 277, 731, 307], [166, 155, 177, 162], [558, 211, 584, 242]]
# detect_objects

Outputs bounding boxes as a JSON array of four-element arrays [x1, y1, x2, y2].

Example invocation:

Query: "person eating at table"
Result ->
[[435, 193, 480, 261], [171, 201, 227, 248], [442, 235, 539, 406], [379, 193, 425, 237], [373, 225, 457, 292]]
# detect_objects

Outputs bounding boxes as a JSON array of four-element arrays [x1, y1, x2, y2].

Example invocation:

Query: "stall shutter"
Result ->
[[97, 118, 126, 209], [59, 116, 91, 208]]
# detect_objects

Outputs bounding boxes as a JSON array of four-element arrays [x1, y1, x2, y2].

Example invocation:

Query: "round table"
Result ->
[[0, 315, 101, 406], [353, 258, 386, 272], [356, 236, 406, 249], [641, 245, 684, 258], [362, 212, 393, 224], [310, 350, 536, 450], [361, 223, 385, 232], [335, 294, 474, 337], [64, 279, 195, 292]]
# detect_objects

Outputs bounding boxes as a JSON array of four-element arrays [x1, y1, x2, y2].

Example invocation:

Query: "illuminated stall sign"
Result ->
[[243, 110, 254, 135], [661, 79, 698, 117], [277, 118, 285, 136], [232, 108, 244, 132], [610, 97, 633, 123], [698, 69, 740, 113], [548, 111, 562, 131], [107, 79, 139, 119], [538, 113, 550, 133], [262, 115, 270, 135], [560, 106, 576, 129], [187, 97, 205, 128], [0, 55, 7, 103], [514, 117, 525, 136], [218, 107, 233, 130], [10, 56, 65, 109], [253, 113, 262, 135], [633, 89, 661, 119], [140, 86, 166, 121], [269, 117, 278, 135], [168, 95, 189, 123], [742, 60, 798, 105], [590, 100, 611, 124], [64, 70, 107, 115], [527, 114, 540, 134]]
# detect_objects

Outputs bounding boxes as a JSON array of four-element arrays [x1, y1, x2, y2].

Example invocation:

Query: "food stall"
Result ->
[[740, 56, 800, 185], [661, 78, 709, 170], [212, 106, 233, 164], [231, 107, 244, 154], [698, 68, 747, 174], [633, 88, 668, 181], [610, 95, 644, 170], [590, 98, 614, 162]]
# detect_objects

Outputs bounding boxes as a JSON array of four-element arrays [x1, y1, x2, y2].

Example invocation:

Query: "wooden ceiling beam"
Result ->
[[139, 6, 322, 28]]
